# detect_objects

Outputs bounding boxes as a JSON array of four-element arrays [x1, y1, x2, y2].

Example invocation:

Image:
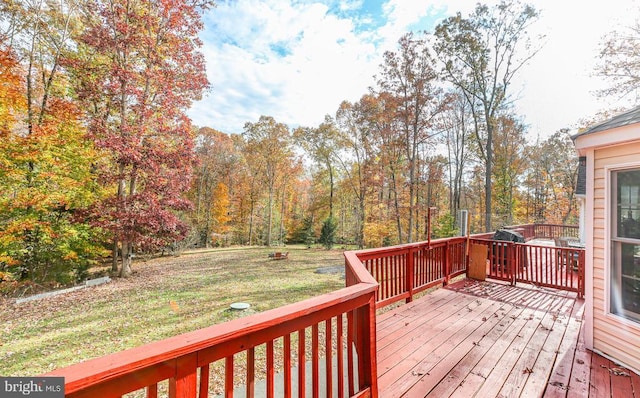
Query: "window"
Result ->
[[610, 169, 640, 322]]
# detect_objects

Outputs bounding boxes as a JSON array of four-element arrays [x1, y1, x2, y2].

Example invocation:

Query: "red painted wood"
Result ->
[[378, 280, 587, 398], [444, 241, 450, 285], [351, 388, 371, 398], [247, 348, 255, 398], [225, 356, 234, 398], [63, 360, 175, 398], [284, 334, 292, 398], [47, 281, 375, 397], [267, 340, 274, 398], [325, 318, 333, 398], [590, 354, 612, 397], [357, 298, 378, 397], [347, 311, 355, 397], [629, 367, 640, 397], [337, 314, 345, 398], [610, 362, 634, 398], [48, 223, 584, 398], [406, 247, 414, 302], [198, 364, 209, 398], [147, 384, 158, 398], [170, 354, 197, 398], [297, 330, 305, 398]]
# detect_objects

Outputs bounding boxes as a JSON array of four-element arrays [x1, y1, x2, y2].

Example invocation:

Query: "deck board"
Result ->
[[376, 279, 639, 397]]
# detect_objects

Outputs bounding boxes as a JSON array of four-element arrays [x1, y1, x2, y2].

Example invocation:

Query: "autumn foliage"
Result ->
[[0, 1, 583, 288]]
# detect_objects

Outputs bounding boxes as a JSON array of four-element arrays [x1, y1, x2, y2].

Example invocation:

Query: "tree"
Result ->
[[318, 216, 337, 250], [376, 32, 448, 243], [342, 92, 403, 243], [596, 18, 640, 100], [434, 1, 541, 231], [211, 182, 231, 235], [523, 130, 579, 224], [0, 2, 105, 284], [440, 92, 472, 221], [492, 114, 527, 225], [335, 98, 379, 249], [291, 215, 315, 247], [190, 128, 239, 246], [72, 0, 211, 276], [293, 116, 340, 217], [242, 116, 294, 246]]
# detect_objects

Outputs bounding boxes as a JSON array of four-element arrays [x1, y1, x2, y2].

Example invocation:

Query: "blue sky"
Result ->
[[188, 0, 639, 139]]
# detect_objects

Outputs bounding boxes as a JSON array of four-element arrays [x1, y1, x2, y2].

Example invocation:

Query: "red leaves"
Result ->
[[75, 0, 210, 253]]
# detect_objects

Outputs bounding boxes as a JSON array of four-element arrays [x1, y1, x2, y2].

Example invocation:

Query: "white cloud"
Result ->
[[190, 0, 437, 133], [188, 0, 640, 139]]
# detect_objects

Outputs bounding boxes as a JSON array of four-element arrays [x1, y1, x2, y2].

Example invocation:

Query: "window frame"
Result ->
[[607, 163, 640, 325]]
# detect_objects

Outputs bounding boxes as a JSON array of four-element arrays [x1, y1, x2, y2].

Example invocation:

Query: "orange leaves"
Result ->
[[0, 48, 25, 132]]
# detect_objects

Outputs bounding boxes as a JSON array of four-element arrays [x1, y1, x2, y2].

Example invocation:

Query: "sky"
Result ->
[[187, 0, 640, 139]]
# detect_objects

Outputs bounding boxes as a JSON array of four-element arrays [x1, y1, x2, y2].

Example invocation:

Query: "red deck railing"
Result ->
[[46, 253, 380, 398], [43, 223, 583, 397], [355, 237, 467, 309]]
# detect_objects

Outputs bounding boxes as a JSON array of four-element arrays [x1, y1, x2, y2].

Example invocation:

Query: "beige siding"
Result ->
[[592, 140, 640, 372]]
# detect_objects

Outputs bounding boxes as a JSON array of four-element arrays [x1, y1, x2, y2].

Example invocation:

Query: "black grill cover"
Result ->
[[492, 229, 525, 243]]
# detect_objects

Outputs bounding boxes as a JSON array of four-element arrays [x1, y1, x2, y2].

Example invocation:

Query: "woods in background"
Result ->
[[0, 1, 592, 286]]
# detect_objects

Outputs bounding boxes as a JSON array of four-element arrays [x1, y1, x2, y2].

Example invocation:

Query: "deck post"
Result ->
[[357, 295, 378, 397], [406, 247, 414, 303], [169, 354, 197, 398]]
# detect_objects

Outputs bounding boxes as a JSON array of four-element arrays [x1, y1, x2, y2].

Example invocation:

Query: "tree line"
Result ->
[[0, 0, 630, 286]]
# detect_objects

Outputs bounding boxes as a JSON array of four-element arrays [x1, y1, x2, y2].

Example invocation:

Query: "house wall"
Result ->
[[592, 140, 640, 373]]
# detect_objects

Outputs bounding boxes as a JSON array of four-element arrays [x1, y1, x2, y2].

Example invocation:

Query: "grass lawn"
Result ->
[[0, 245, 347, 376]]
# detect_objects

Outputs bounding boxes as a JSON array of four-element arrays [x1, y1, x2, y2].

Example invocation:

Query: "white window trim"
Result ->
[[605, 161, 640, 329]]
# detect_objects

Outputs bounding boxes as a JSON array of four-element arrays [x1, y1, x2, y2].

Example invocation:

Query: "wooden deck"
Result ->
[[376, 279, 640, 397]]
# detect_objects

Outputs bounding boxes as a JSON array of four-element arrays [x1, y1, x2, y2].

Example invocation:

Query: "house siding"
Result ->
[[592, 140, 640, 373]]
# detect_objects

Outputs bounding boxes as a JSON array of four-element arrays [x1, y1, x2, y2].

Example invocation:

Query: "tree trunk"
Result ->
[[485, 124, 493, 232], [391, 171, 402, 244], [328, 164, 334, 218], [120, 241, 132, 277], [407, 159, 415, 244], [279, 185, 286, 245], [248, 197, 255, 246], [111, 241, 119, 272], [267, 182, 273, 247]]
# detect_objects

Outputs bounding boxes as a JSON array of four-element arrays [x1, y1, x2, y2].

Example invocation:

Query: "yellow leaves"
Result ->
[[364, 221, 393, 248], [62, 251, 78, 261], [211, 182, 231, 233]]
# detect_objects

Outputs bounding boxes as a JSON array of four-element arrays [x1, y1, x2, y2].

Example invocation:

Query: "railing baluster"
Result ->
[[325, 318, 333, 398], [247, 348, 255, 398], [347, 311, 355, 397], [337, 314, 344, 398], [198, 364, 209, 398], [444, 240, 451, 285], [225, 355, 234, 398], [406, 248, 414, 303], [267, 341, 274, 398], [384, 256, 390, 301], [147, 384, 158, 398], [284, 334, 291, 398]]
